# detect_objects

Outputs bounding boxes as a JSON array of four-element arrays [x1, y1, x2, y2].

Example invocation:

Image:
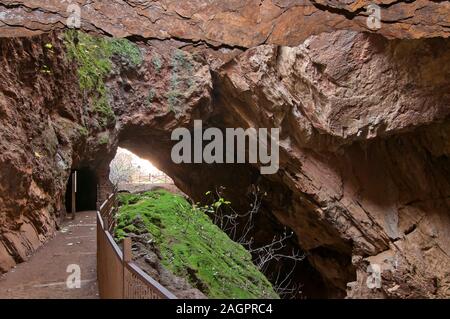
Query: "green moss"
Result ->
[[115, 190, 279, 299], [93, 94, 115, 125], [78, 126, 89, 137], [147, 89, 156, 106], [152, 54, 163, 73], [166, 90, 182, 113], [172, 49, 192, 72], [99, 135, 109, 145], [165, 49, 195, 115], [63, 30, 142, 126], [108, 38, 143, 66]]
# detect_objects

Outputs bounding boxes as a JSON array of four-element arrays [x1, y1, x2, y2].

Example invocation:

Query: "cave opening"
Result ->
[[105, 145, 334, 298], [64, 168, 98, 214], [112, 135, 338, 298], [109, 147, 173, 189]]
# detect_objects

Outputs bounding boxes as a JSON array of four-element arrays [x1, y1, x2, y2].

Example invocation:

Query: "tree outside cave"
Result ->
[[109, 147, 172, 185]]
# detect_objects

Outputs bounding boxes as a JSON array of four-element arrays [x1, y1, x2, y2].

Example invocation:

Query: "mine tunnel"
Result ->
[[65, 168, 98, 213]]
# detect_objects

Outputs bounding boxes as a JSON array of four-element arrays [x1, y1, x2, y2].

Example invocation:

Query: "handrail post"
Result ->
[[71, 171, 77, 220], [123, 237, 132, 299], [123, 238, 132, 263], [104, 218, 109, 232]]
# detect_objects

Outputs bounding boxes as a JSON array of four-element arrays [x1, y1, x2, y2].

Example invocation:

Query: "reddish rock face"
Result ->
[[0, 1, 449, 45], [199, 31, 450, 298], [0, 32, 117, 273], [0, 2, 449, 299]]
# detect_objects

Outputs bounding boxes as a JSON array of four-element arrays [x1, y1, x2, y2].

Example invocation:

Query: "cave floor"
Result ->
[[0, 211, 98, 299]]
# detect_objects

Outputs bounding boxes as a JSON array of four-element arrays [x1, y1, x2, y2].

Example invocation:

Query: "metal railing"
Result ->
[[123, 173, 174, 185], [147, 173, 173, 184], [97, 190, 176, 299]]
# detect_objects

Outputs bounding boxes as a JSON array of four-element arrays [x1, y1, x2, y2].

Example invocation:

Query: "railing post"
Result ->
[[123, 237, 132, 299], [104, 218, 109, 232], [71, 171, 77, 220], [123, 237, 132, 262]]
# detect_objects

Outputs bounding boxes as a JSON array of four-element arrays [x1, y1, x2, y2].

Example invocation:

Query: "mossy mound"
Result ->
[[115, 190, 279, 299]]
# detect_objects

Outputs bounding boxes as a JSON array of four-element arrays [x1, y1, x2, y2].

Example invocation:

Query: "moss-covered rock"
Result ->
[[63, 30, 142, 126], [115, 190, 279, 299]]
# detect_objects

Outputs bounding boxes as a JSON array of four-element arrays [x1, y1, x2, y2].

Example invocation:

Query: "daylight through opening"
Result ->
[[109, 147, 173, 191]]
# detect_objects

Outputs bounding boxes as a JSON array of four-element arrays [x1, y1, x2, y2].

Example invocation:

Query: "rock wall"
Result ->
[[213, 31, 450, 297], [0, 1, 449, 298], [0, 32, 117, 272], [0, 0, 449, 45], [103, 30, 450, 298]]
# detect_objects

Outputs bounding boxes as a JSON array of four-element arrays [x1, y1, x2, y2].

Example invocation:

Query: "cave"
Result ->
[[116, 130, 348, 298], [64, 168, 98, 214], [0, 1, 449, 299]]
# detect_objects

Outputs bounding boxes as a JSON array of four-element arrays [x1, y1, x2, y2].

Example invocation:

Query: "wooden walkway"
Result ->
[[0, 211, 98, 299]]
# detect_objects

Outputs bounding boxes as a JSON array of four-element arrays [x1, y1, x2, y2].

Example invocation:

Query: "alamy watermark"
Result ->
[[366, 4, 381, 30], [366, 263, 382, 289], [366, 256, 399, 289], [66, 3, 81, 28], [171, 120, 280, 175], [66, 264, 81, 289]]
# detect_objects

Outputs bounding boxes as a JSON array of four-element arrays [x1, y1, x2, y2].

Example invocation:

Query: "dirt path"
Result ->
[[0, 211, 98, 299]]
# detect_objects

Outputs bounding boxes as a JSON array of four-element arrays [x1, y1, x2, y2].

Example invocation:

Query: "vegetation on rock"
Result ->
[[166, 49, 194, 115], [115, 190, 279, 299], [78, 126, 89, 137], [152, 54, 163, 73], [63, 30, 142, 126], [98, 135, 109, 145]]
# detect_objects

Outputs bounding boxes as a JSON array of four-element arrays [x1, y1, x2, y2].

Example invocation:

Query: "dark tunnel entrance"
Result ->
[[65, 168, 98, 214]]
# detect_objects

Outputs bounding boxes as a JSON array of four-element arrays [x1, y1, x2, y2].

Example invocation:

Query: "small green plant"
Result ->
[[44, 43, 55, 54], [99, 135, 109, 145], [166, 90, 182, 113], [93, 93, 115, 126], [152, 54, 163, 73], [172, 49, 192, 71], [147, 89, 156, 105], [212, 197, 232, 209], [78, 126, 89, 137], [40, 65, 51, 74]]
